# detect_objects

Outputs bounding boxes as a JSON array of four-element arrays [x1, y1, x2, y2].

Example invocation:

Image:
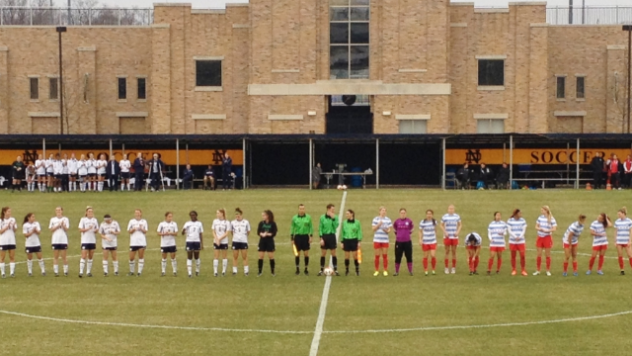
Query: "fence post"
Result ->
[[89, 8, 91, 26], [30, 7, 33, 26], [118, 9, 121, 26]]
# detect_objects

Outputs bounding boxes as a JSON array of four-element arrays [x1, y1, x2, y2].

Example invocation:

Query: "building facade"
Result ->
[[0, 1, 628, 135]]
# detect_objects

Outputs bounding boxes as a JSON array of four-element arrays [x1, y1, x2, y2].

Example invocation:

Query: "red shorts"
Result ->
[[443, 238, 459, 246], [592, 245, 608, 251], [618, 243, 630, 248], [373, 242, 389, 249], [466, 245, 480, 251], [422, 243, 437, 251], [563, 243, 578, 249], [509, 244, 525, 252], [490, 246, 505, 252], [536, 236, 553, 249]]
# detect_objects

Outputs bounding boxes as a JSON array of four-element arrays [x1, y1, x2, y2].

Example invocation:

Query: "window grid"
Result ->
[[476, 119, 505, 134], [137, 78, 146, 100], [556, 77, 566, 99], [118, 77, 127, 100], [576, 76, 585, 99], [329, 1, 369, 79], [399, 120, 427, 134], [29, 78, 38, 100], [49, 78, 58, 100]]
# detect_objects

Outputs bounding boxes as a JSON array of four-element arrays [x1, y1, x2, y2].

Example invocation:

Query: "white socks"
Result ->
[[103, 260, 109, 274], [98, 181, 104, 192], [113, 261, 119, 273], [27, 260, 33, 274], [129, 260, 135, 273], [213, 259, 219, 274], [161, 259, 167, 273], [87, 259, 93, 274], [63, 264, 68, 274], [171, 259, 177, 273], [138, 259, 144, 274], [38, 259, 45, 273], [0, 262, 4, 275], [54, 264, 59, 274], [80, 258, 86, 275], [196, 259, 201, 273], [244, 266, 249, 274], [223, 259, 228, 273], [187, 259, 193, 276]]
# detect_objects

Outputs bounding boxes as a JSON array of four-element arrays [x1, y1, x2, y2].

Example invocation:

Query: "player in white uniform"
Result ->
[[183, 211, 204, 277], [212, 209, 231, 276], [562, 214, 586, 277], [77, 154, 88, 192], [86, 153, 97, 191], [96, 153, 107, 192], [534, 206, 557, 276], [35, 154, 46, 192], [230, 208, 251, 276], [23, 213, 46, 276], [371, 207, 392, 277], [614, 207, 632, 275], [53, 153, 64, 193], [487, 212, 507, 275], [45, 154, 55, 192], [67, 153, 79, 192], [465, 232, 482, 275], [0, 207, 18, 278], [99, 214, 121, 276], [127, 209, 148, 276], [587, 213, 612, 275], [49, 206, 70, 276], [158, 212, 178, 277], [507, 209, 528, 276], [60, 153, 69, 192], [119, 154, 132, 191], [78, 207, 99, 277], [419, 209, 438, 276], [26, 163, 36, 192], [440, 204, 462, 274]]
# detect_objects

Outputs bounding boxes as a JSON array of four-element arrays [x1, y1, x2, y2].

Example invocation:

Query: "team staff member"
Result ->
[[318, 204, 339, 276], [106, 155, 120, 192], [230, 208, 251, 276], [148, 153, 165, 192], [23, 213, 46, 276], [590, 152, 604, 189], [392, 208, 413, 276], [587, 213, 612, 275], [371, 207, 392, 277], [507, 209, 528, 276], [257, 210, 277, 276], [0, 207, 18, 278], [212, 209, 231, 276], [119, 154, 132, 191], [222, 152, 232, 190], [78, 207, 99, 278], [183, 211, 204, 277], [440, 204, 462, 274], [132, 153, 145, 191], [340, 209, 362, 276], [203, 165, 216, 190], [99, 214, 121, 276], [158, 212, 178, 277], [11, 156, 25, 192], [562, 215, 586, 277], [290, 204, 313, 276], [419, 209, 438, 276], [487, 212, 507, 275], [49, 207, 70, 277], [127, 209, 148, 276], [613, 207, 632, 275], [534, 206, 556, 276], [465, 232, 482, 275]]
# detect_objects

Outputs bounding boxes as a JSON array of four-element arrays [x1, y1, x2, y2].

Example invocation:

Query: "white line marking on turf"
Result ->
[[309, 190, 348, 356], [14, 248, 161, 265]]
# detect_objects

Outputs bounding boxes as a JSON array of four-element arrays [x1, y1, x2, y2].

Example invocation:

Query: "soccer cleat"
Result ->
[[451, 268, 456, 274], [573, 272, 578, 277], [586, 270, 592, 275], [195, 272, 199, 276], [545, 271, 551, 276], [64, 273, 68, 277], [562, 272, 567, 277], [54, 273, 59, 277], [597, 270, 604, 275], [244, 273, 249, 276], [128, 272, 135, 276], [28, 273, 33, 277], [104, 273, 108, 277], [383, 271, 388, 277], [373, 271, 380, 277], [521, 270, 528, 276], [87, 273, 92, 277], [295, 270, 300, 276], [161, 272, 166, 277], [222, 272, 225, 277], [189, 274, 192, 278], [621, 270, 625, 275], [432, 270, 436, 275], [304, 270, 309, 276], [345, 270, 349, 276], [334, 271, 340, 276], [393, 273, 399, 277], [10, 274, 14, 278], [409, 272, 413, 276], [487, 271, 491, 276], [137, 273, 141, 277], [78, 274, 83, 278], [511, 270, 517, 276], [232, 272, 237, 276], [272, 273, 276, 277], [317, 271, 323, 276], [175, 273, 179, 277], [533, 271, 540, 276], [356, 271, 360, 276], [468, 271, 472, 276], [214, 273, 218, 277], [42, 272, 46, 276], [257, 273, 262, 277], [444, 268, 449, 274], [496, 271, 500, 275], [114, 272, 119, 276]]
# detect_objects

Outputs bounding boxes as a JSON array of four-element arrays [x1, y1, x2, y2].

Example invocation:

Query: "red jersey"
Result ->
[[609, 159, 619, 173]]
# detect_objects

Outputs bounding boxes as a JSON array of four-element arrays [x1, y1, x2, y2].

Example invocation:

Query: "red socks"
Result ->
[[629, 258, 632, 269], [589, 257, 596, 270], [423, 258, 428, 271], [598, 255, 605, 270], [536, 256, 542, 271], [511, 251, 517, 270], [474, 256, 479, 270], [572, 261, 578, 272], [497, 258, 502, 272], [546, 257, 551, 270], [563, 262, 569, 272], [374, 255, 380, 271], [383, 254, 388, 270], [468, 257, 473, 271], [520, 253, 526, 270], [431, 257, 436, 269], [487, 258, 494, 272], [619, 256, 624, 270], [444, 258, 449, 268]]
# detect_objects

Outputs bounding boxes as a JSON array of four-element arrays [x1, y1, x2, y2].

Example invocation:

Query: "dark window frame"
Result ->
[[576, 76, 585, 99], [29, 77, 39, 100], [329, 1, 370, 79], [118, 77, 127, 100], [477, 60, 504, 86], [137, 77, 147, 100], [195, 60, 222, 87], [49, 77, 59, 100], [556, 76, 566, 99]]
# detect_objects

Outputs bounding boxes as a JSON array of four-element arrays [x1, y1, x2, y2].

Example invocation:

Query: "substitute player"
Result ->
[[487, 212, 507, 275], [392, 208, 413, 276], [99, 214, 120, 276], [127, 209, 148, 276], [86, 153, 97, 191], [507, 209, 528, 276], [562, 215, 586, 277], [183, 211, 204, 277], [614, 207, 632, 275], [465, 232, 482, 275], [419, 209, 438, 276], [67, 153, 78, 192], [52, 153, 64, 193], [158, 212, 178, 277], [78, 206, 99, 278], [587, 213, 612, 275], [212, 209, 231, 276], [340, 209, 362, 276], [257, 210, 277, 276], [77, 154, 88, 192], [23, 213, 46, 276], [96, 153, 107, 192], [319, 204, 340, 276], [0, 207, 18, 278], [440, 204, 462, 274], [45, 154, 54, 192], [49, 206, 70, 276], [371, 206, 391, 277], [533, 206, 557, 276], [119, 154, 132, 191], [230, 208, 251, 276], [35, 154, 46, 192], [291, 204, 313, 276]]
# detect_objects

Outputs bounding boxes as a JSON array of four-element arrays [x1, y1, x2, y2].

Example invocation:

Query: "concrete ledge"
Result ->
[[450, 23, 468, 27], [226, 3, 249, 7], [193, 56, 224, 60], [272, 69, 300, 73], [154, 3, 191, 6], [77, 46, 96, 52], [194, 87, 223, 92], [249, 83, 451, 96], [192, 9, 226, 14], [232, 24, 249, 28], [29, 112, 59, 117], [554, 111, 587, 117], [477, 86, 505, 91], [398, 69, 428, 73], [395, 114, 431, 120], [474, 113, 508, 119], [474, 8, 509, 13], [151, 24, 170, 28], [608, 45, 626, 50], [475, 55, 507, 60], [0, 46, 9, 52], [192, 114, 226, 120], [450, 2, 474, 6], [268, 115, 304, 121], [530, 23, 549, 27], [509, 2, 547, 5], [116, 112, 148, 118]]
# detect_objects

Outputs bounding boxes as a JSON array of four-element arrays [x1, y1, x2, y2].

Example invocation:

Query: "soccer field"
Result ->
[[1, 188, 632, 355]]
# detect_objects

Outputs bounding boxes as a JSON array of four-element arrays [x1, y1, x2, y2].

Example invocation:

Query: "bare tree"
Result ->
[[612, 56, 630, 134]]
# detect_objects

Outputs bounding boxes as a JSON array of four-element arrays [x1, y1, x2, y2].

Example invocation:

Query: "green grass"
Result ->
[[1, 188, 632, 355]]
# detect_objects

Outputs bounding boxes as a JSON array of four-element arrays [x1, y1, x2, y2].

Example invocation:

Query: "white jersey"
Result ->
[[488, 220, 507, 248], [86, 159, 97, 174], [23, 221, 42, 247], [562, 221, 584, 245], [127, 218, 148, 247], [49, 216, 69, 244], [45, 159, 54, 173], [53, 160, 63, 174], [157, 221, 178, 247], [0, 217, 17, 246], [212, 219, 231, 245], [79, 217, 99, 244], [371, 216, 392, 243], [419, 219, 437, 244], [230, 219, 251, 243], [96, 159, 107, 174], [67, 158, 78, 174], [536, 215, 557, 238], [119, 160, 131, 173], [506, 217, 527, 245], [77, 160, 88, 175], [61, 159, 69, 174], [590, 220, 608, 246], [99, 220, 120, 249], [183, 221, 204, 243], [465, 232, 482, 246], [441, 213, 461, 239], [35, 159, 46, 175], [614, 218, 632, 245]]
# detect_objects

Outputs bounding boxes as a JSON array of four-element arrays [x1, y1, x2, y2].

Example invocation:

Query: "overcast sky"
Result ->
[[95, 0, 632, 10]]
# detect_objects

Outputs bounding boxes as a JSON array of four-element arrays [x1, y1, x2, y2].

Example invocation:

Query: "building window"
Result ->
[[576, 76, 585, 99], [477, 60, 504, 86], [196, 60, 222, 87], [29, 78, 38, 100], [477, 119, 505, 134], [49, 78, 58, 100], [118, 78, 126, 100], [399, 120, 427, 134], [329, 0, 370, 79], [137, 78, 146, 100], [556, 77, 565, 99]]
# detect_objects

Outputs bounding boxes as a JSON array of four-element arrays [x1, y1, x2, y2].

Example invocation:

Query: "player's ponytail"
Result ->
[[426, 209, 436, 226], [600, 213, 609, 229], [620, 207, 628, 216], [1, 206, 9, 220], [235, 207, 243, 216], [23, 213, 33, 224], [218, 209, 226, 220], [467, 233, 476, 244], [511, 209, 520, 219], [542, 206, 552, 224], [263, 210, 275, 223], [578, 214, 586, 224]]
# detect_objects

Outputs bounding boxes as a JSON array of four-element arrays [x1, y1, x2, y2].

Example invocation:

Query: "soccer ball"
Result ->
[[323, 267, 334, 276], [342, 185, 347, 190], [337, 185, 342, 190]]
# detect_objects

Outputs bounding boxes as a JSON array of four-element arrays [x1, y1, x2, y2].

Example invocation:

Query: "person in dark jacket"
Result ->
[[478, 163, 493, 189], [590, 152, 604, 189], [222, 152, 232, 190], [456, 163, 471, 189], [132, 152, 145, 191], [148, 153, 165, 192], [182, 164, 194, 190], [106, 155, 120, 192], [496, 162, 510, 189], [203, 165, 216, 190]]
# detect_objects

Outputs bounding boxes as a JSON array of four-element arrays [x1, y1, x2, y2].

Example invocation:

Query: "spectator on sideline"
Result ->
[[133, 153, 145, 191], [496, 162, 510, 190], [590, 152, 604, 189], [623, 155, 632, 188], [478, 163, 493, 189], [203, 165, 216, 190], [606, 154, 621, 190], [456, 163, 470, 189], [106, 155, 120, 192], [312, 162, 322, 189], [222, 152, 232, 190], [182, 165, 194, 190]]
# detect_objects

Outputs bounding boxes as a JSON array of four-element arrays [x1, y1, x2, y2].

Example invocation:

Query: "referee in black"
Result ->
[[291, 204, 313, 275]]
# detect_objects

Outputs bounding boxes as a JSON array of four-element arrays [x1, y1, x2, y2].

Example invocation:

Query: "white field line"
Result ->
[[14, 248, 161, 265], [308, 190, 347, 356]]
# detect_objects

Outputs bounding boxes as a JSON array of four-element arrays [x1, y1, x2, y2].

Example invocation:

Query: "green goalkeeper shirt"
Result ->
[[291, 214, 313, 236]]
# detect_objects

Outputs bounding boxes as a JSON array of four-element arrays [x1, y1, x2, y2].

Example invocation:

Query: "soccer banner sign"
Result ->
[[0, 149, 243, 166], [446, 148, 632, 165]]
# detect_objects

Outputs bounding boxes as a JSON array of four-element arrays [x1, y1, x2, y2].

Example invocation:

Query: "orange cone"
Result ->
[[606, 183, 612, 191], [586, 183, 592, 190]]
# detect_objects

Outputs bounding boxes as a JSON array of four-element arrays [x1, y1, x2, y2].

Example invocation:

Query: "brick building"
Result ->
[[0, 1, 629, 135]]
